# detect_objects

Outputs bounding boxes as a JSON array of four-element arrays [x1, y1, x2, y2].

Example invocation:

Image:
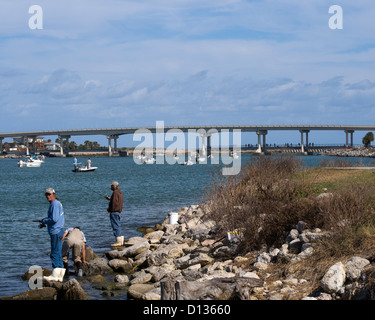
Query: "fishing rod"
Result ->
[[74, 180, 108, 199]]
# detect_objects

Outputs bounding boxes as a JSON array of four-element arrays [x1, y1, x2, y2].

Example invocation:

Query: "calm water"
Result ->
[[0, 153, 372, 299]]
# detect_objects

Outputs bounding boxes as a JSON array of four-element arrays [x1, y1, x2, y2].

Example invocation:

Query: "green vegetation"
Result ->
[[362, 132, 374, 147]]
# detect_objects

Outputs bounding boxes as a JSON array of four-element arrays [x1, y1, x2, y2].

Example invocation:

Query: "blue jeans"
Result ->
[[109, 212, 122, 237], [50, 229, 64, 268]]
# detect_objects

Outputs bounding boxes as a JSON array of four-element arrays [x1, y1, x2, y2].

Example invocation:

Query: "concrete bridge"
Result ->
[[0, 125, 374, 156]]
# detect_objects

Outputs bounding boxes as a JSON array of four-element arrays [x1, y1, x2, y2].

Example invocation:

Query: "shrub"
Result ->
[[205, 155, 375, 254]]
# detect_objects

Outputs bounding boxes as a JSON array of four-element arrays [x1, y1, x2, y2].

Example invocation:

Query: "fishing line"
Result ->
[[73, 179, 107, 199]]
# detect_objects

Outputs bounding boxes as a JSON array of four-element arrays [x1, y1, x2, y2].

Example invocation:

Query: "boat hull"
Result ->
[[72, 167, 97, 172]]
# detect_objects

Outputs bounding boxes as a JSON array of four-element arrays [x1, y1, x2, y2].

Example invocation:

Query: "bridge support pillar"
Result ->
[[107, 136, 112, 157], [32, 137, 37, 154], [199, 133, 212, 157], [24, 137, 30, 155], [0, 137, 3, 154], [58, 135, 70, 156], [300, 130, 310, 153], [345, 130, 354, 147], [107, 135, 119, 157], [256, 130, 268, 153]]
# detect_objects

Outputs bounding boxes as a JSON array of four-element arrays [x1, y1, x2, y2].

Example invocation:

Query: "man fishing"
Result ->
[[39, 188, 66, 282], [105, 181, 124, 247]]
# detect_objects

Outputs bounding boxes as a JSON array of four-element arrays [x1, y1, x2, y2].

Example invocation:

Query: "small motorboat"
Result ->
[[142, 157, 156, 164], [230, 152, 239, 159], [17, 155, 44, 167], [72, 163, 97, 172], [180, 158, 194, 166]]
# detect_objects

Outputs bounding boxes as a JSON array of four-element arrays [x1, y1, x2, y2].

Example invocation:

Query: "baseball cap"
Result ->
[[110, 181, 119, 187], [45, 187, 55, 194]]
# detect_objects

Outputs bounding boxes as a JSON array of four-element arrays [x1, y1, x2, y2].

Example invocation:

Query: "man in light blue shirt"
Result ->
[[41, 188, 66, 282]]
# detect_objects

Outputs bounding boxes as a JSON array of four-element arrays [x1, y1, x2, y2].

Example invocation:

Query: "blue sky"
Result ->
[[0, 1, 375, 146]]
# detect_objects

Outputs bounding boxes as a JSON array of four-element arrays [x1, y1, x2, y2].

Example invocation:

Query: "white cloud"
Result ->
[[0, 1, 374, 134]]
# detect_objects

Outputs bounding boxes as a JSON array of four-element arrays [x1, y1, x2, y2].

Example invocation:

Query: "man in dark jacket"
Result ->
[[105, 181, 124, 247]]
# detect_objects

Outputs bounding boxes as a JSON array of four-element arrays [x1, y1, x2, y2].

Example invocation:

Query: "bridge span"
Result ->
[[0, 125, 374, 156]]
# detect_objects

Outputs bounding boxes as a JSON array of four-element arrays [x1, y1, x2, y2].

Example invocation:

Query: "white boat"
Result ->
[[73, 163, 97, 172], [180, 158, 194, 166], [17, 156, 44, 167], [143, 157, 156, 164], [136, 154, 147, 161], [230, 152, 239, 159]]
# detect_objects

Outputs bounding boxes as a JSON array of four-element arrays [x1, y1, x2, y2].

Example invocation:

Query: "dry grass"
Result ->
[[205, 156, 375, 255]]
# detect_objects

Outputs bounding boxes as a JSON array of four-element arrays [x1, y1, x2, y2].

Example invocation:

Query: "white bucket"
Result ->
[[169, 212, 178, 225]]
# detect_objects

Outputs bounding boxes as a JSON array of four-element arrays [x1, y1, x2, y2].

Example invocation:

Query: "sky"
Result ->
[[0, 0, 375, 146]]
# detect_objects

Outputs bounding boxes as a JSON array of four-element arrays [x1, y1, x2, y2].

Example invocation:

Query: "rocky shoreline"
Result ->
[[3, 203, 375, 300], [319, 146, 375, 158]]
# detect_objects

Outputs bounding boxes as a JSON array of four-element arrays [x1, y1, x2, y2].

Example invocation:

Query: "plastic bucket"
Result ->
[[169, 212, 178, 225]]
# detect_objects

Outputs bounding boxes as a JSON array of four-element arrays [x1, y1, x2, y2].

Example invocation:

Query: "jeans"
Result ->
[[50, 229, 64, 268], [109, 212, 122, 237]]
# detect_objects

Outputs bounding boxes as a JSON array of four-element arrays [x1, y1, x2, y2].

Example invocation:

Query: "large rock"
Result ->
[[147, 244, 184, 266], [106, 241, 150, 259], [85, 246, 100, 261], [57, 279, 88, 300], [161, 276, 264, 300], [144, 230, 164, 243], [174, 253, 214, 269], [345, 257, 370, 282], [321, 262, 346, 293], [83, 257, 113, 276], [1, 287, 57, 300], [130, 272, 153, 285], [127, 284, 156, 300], [108, 259, 134, 273]]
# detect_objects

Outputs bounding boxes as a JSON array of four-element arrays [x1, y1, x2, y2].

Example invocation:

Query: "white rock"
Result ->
[[256, 252, 271, 264], [242, 272, 261, 281], [114, 274, 130, 284], [320, 262, 346, 293], [144, 230, 164, 243], [344, 256, 370, 281], [253, 262, 268, 271]]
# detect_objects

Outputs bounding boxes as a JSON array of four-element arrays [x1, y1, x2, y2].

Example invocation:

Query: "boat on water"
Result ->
[[180, 160, 194, 166], [230, 152, 239, 159], [17, 155, 44, 167], [72, 158, 97, 172], [143, 157, 156, 164], [72, 163, 97, 172], [180, 157, 194, 166]]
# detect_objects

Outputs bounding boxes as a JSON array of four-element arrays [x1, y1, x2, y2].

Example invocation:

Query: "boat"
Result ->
[[230, 152, 239, 159], [197, 156, 206, 163], [180, 160, 194, 166], [17, 155, 44, 167], [180, 157, 194, 166], [142, 157, 156, 164], [72, 163, 97, 172]]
